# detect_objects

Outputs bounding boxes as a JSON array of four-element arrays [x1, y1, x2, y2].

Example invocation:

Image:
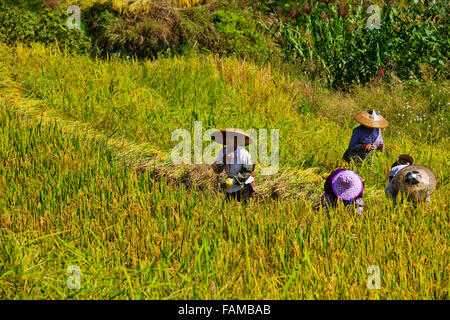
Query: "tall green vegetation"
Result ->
[[0, 0, 44, 11], [1, 0, 447, 89], [261, 0, 449, 88], [0, 0, 275, 61]]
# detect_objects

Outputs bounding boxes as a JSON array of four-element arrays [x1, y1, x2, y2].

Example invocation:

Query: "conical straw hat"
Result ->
[[211, 128, 253, 146], [391, 165, 436, 201], [354, 110, 389, 128]]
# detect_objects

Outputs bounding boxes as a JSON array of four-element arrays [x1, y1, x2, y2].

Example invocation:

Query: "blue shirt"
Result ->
[[345, 125, 384, 161]]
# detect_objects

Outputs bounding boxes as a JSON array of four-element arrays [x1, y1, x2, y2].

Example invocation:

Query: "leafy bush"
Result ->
[[80, 1, 187, 58], [0, 0, 44, 11], [0, 3, 91, 54], [386, 1, 449, 80], [209, 10, 272, 58], [80, 0, 274, 60], [81, 1, 120, 56]]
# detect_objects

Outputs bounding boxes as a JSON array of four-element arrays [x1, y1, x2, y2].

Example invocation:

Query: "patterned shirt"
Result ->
[[214, 147, 254, 193]]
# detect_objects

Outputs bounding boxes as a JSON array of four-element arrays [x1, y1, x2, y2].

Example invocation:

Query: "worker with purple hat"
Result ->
[[321, 169, 365, 215]]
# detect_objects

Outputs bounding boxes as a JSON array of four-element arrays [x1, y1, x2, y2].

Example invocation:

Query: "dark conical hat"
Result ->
[[392, 154, 414, 167], [396, 154, 414, 164], [354, 110, 389, 128], [211, 128, 253, 146], [391, 165, 436, 201]]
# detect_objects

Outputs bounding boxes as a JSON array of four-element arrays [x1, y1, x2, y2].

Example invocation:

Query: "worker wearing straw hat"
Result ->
[[385, 154, 414, 202], [321, 169, 365, 215], [390, 165, 436, 205], [211, 128, 256, 202], [343, 110, 388, 164]]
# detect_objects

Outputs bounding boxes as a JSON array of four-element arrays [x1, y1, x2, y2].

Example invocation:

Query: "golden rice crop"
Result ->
[[178, 0, 202, 8], [0, 42, 448, 299]]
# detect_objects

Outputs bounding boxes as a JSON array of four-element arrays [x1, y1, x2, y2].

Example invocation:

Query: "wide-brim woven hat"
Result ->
[[331, 170, 364, 200], [391, 165, 436, 201], [354, 110, 389, 128], [211, 128, 253, 146]]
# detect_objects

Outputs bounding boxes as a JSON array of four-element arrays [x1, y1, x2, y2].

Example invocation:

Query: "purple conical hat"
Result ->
[[331, 170, 364, 200]]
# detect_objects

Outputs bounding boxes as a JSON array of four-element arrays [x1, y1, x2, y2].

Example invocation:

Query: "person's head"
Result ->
[[392, 154, 414, 168]]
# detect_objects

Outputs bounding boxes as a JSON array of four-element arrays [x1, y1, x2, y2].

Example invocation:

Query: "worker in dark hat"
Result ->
[[390, 165, 436, 204], [343, 110, 388, 164], [385, 154, 414, 202], [211, 128, 256, 202]]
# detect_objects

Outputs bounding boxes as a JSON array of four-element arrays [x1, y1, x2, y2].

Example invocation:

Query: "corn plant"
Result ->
[[262, 0, 449, 89]]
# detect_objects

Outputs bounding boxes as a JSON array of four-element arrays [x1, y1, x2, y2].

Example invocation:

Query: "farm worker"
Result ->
[[390, 165, 436, 205], [385, 154, 414, 203], [343, 110, 388, 164], [211, 128, 256, 202], [321, 169, 364, 215]]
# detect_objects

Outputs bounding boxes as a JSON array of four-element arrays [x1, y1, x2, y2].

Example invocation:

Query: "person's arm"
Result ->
[[355, 198, 364, 215], [233, 164, 253, 185], [230, 150, 253, 186]]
